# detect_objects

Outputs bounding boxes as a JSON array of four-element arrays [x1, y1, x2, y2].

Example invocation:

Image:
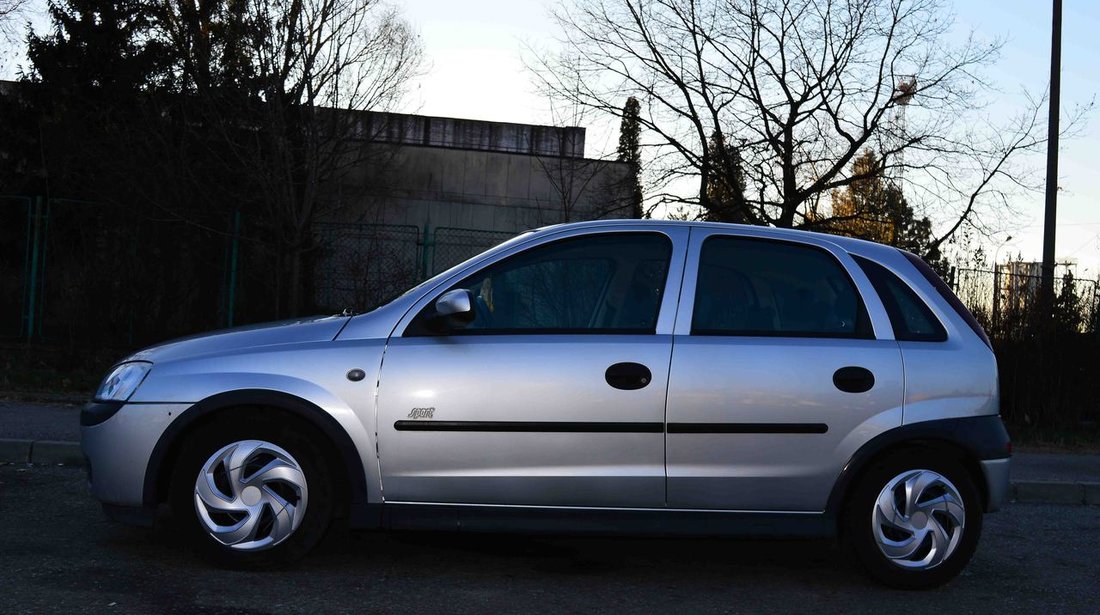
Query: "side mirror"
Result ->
[[430, 289, 476, 331]]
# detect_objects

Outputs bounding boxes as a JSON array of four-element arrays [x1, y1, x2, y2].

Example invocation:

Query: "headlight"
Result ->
[[94, 362, 152, 402]]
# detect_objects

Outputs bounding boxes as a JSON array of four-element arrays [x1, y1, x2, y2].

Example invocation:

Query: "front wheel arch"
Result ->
[[144, 390, 372, 525]]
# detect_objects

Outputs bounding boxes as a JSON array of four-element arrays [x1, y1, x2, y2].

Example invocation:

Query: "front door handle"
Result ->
[[605, 362, 652, 390], [833, 366, 875, 393]]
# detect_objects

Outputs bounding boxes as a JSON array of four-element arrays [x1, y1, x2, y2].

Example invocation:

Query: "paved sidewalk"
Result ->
[[1, 400, 1097, 503], [1011, 452, 1100, 483], [0, 400, 81, 441]]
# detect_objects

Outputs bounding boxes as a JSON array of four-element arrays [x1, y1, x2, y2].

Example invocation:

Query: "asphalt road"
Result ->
[[1, 466, 1097, 614]]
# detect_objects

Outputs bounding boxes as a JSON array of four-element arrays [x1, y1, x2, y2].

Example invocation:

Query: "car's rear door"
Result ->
[[665, 228, 904, 511], [376, 225, 688, 508]]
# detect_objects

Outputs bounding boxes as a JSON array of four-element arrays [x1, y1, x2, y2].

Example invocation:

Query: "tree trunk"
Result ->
[[286, 244, 304, 316]]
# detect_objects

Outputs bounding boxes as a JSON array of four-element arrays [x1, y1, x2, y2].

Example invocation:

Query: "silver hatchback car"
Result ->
[[82, 220, 1010, 588]]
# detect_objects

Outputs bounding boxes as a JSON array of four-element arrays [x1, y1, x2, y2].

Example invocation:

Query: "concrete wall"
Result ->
[[329, 142, 634, 232], [350, 110, 588, 158], [312, 138, 635, 310]]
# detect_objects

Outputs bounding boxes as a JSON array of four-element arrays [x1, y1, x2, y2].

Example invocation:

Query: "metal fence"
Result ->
[[2, 195, 524, 347], [0, 196, 33, 340], [311, 224, 514, 311], [1, 196, 239, 347], [313, 222, 422, 311], [952, 266, 1100, 340], [10, 196, 1097, 352]]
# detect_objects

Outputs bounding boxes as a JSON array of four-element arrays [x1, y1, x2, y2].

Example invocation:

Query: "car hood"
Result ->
[[125, 315, 352, 364]]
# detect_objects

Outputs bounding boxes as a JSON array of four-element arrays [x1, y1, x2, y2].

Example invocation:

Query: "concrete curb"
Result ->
[[1012, 480, 1100, 506], [0, 438, 83, 465], [2, 438, 1099, 506]]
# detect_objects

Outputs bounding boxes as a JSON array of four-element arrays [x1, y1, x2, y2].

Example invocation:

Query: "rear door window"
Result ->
[[692, 237, 872, 338]]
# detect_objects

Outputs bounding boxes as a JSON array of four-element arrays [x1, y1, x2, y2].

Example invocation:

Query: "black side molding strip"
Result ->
[[394, 421, 663, 433], [667, 423, 828, 434], [393, 421, 828, 434]]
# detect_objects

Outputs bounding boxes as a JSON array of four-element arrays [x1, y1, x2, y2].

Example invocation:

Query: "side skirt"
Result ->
[[375, 503, 835, 538]]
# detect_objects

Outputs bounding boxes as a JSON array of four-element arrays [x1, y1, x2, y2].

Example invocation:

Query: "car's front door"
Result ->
[[665, 230, 905, 511], [376, 227, 687, 508]]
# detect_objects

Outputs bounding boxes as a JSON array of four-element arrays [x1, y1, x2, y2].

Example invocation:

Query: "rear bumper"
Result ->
[[980, 457, 1011, 512]]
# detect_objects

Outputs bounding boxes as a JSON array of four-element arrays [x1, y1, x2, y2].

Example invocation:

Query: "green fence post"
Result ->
[[18, 197, 33, 339], [24, 197, 43, 342], [37, 198, 52, 342], [420, 222, 432, 280], [227, 210, 241, 328]]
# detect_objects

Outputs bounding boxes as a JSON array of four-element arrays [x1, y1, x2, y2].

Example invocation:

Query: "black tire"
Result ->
[[169, 411, 336, 568], [843, 450, 983, 589]]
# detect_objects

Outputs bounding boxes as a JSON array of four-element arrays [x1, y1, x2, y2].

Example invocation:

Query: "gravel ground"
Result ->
[[0, 465, 1097, 614]]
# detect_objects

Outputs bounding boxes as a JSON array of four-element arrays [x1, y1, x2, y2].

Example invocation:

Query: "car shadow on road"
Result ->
[[308, 525, 859, 583], [69, 486, 875, 599]]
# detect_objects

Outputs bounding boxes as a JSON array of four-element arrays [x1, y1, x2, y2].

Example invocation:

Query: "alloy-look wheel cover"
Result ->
[[871, 469, 966, 570], [194, 440, 309, 551]]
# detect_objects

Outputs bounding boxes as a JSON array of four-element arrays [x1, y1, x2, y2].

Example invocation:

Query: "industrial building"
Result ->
[[313, 110, 636, 309]]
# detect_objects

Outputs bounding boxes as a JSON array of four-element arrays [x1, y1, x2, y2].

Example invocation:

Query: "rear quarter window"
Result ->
[[854, 255, 947, 342], [901, 250, 992, 348]]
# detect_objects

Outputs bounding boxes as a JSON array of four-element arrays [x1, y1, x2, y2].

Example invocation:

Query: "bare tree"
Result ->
[[0, 0, 27, 31], [533, 93, 634, 224], [153, 0, 424, 314], [533, 0, 1088, 249], [0, 0, 29, 71]]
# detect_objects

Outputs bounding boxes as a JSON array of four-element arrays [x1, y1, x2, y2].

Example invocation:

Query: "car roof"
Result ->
[[533, 219, 891, 255]]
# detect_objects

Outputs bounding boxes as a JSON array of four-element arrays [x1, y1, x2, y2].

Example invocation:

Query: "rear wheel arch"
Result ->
[[144, 389, 370, 522], [826, 416, 1009, 526], [832, 439, 986, 525]]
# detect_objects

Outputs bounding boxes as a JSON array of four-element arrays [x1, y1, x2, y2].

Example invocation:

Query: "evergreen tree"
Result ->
[[26, 0, 167, 97], [830, 149, 944, 267], [704, 129, 751, 223], [616, 96, 643, 218]]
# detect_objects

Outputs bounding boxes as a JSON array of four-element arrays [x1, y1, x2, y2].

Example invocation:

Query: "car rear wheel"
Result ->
[[844, 451, 983, 589], [170, 414, 335, 567]]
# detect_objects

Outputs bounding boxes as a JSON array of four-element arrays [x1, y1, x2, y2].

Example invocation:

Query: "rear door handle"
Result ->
[[605, 362, 652, 390], [833, 366, 875, 393]]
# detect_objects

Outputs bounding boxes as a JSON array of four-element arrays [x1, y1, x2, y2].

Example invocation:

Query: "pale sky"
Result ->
[[3, 0, 1098, 275], [402, 0, 1100, 276]]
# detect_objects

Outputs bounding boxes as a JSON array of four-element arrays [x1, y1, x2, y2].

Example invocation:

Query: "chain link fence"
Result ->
[[3, 198, 526, 347], [313, 222, 422, 312], [429, 227, 514, 276], [0, 196, 33, 340], [1, 195, 241, 348]]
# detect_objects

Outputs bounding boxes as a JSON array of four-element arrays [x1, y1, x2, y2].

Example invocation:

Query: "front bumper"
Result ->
[[980, 457, 1011, 512], [80, 402, 190, 509]]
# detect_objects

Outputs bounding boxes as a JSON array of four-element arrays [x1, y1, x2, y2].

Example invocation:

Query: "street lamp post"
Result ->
[[992, 235, 1015, 332], [1041, 0, 1063, 315]]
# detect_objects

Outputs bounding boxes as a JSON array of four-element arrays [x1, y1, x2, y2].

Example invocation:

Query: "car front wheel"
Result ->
[[170, 415, 335, 567]]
